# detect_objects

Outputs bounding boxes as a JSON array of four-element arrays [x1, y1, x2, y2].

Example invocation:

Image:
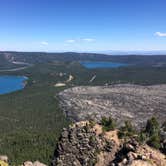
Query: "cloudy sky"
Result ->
[[0, 0, 166, 52]]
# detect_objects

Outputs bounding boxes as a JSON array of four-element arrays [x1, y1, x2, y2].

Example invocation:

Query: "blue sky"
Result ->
[[0, 0, 166, 52]]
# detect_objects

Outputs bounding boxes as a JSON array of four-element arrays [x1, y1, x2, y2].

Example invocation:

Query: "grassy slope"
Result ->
[[0, 61, 166, 165]]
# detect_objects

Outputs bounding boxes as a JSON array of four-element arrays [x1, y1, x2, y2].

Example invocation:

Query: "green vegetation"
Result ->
[[101, 116, 116, 132], [115, 117, 166, 154], [89, 119, 96, 128], [1, 53, 166, 165], [162, 121, 166, 132], [147, 134, 161, 149], [0, 63, 71, 165], [118, 121, 136, 139], [130, 117, 162, 149], [145, 117, 160, 137], [145, 117, 161, 149], [137, 117, 160, 145], [138, 131, 147, 143], [116, 117, 162, 150]]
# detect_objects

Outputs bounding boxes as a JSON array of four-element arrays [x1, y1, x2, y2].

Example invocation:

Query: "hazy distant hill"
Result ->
[[97, 50, 166, 55], [1, 51, 166, 67], [0, 52, 18, 69]]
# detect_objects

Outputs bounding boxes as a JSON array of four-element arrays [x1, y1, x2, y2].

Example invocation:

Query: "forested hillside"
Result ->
[[1, 51, 166, 66]]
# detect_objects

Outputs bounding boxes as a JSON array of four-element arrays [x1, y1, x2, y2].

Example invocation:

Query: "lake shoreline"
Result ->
[[0, 75, 28, 95]]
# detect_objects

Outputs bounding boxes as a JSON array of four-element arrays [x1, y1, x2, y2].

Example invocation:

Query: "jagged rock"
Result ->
[[0, 160, 8, 166], [33, 161, 47, 166], [23, 161, 33, 166], [122, 158, 127, 164], [0, 156, 8, 163], [52, 122, 117, 166], [23, 161, 47, 166], [123, 139, 139, 152], [129, 160, 154, 166], [127, 152, 137, 163]]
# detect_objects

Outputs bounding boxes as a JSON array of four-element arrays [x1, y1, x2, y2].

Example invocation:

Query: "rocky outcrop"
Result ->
[[52, 121, 166, 166], [0, 158, 46, 166], [59, 85, 166, 128], [22, 161, 47, 166], [0, 156, 8, 166], [0, 160, 8, 166], [52, 121, 119, 166], [0, 156, 8, 163], [23, 161, 47, 166], [110, 139, 166, 166]]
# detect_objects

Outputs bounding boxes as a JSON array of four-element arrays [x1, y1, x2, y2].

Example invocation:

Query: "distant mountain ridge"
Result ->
[[95, 50, 166, 55], [1, 51, 166, 68]]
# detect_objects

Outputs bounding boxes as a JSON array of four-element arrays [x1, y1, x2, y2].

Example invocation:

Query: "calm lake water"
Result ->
[[80, 61, 128, 69], [0, 76, 27, 95]]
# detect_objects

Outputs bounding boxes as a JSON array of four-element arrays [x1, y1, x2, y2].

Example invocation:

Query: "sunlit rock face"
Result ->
[[52, 121, 166, 166], [23, 161, 47, 166]]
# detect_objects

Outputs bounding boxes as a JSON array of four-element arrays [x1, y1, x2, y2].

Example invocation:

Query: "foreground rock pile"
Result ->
[[22, 161, 47, 166], [52, 121, 116, 166], [110, 139, 166, 166], [0, 156, 46, 166], [59, 84, 166, 128], [52, 121, 166, 166]]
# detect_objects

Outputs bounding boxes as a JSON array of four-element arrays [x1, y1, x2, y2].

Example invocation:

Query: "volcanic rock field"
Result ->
[[58, 84, 166, 128]]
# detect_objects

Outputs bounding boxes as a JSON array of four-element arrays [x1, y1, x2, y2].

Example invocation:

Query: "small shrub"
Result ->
[[145, 117, 160, 137], [147, 134, 161, 149], [138, 130, 147, 144], [118, 121, 136, 139], [89, 135, 97, 146], [162, 121, 166, 132], [101, 116, 116, 132], [89, 119, 96, 128], [83, 123, 91, 133]]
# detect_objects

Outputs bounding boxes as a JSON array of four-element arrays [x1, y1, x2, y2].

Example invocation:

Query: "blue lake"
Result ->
[[80, 61, 128, 69], [0, 76, 27, 95]]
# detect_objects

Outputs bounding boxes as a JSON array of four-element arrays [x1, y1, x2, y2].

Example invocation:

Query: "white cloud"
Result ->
[[65, 38, 95, 43], [82, 38, 95, 42], [155, 32, 166, 37], [66, 39, 76, 43], [41, 41, 49, 45]]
